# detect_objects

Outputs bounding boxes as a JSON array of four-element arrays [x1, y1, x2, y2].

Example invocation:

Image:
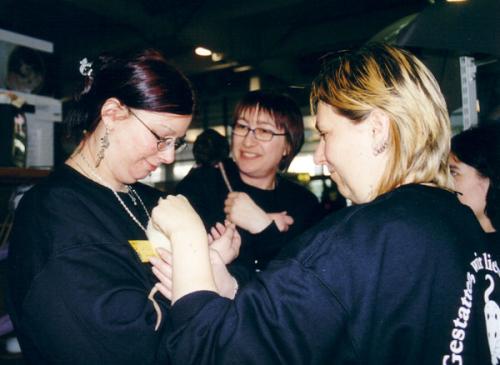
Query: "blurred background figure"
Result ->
[[192, 128, 230, 168], [176, 90, 324, 284], [450, 123, 500, 257]]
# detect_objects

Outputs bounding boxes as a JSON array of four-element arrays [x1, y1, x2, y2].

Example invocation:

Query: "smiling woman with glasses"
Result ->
[[7, 48, 197, 365], [176, 90, 324, 285]]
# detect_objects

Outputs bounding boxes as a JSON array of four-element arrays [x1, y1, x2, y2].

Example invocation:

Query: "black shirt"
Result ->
[[176, 159, 324, 283], [7, 165, 170, 365]]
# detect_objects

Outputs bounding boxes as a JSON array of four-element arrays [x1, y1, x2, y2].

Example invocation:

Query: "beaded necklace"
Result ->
[[75, 152, 151, 233]]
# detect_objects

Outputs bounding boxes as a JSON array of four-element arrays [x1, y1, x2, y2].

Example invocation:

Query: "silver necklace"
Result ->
[[76, 152, 151, 233]]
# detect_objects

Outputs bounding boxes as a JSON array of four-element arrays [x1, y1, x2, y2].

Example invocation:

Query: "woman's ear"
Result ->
[[283, 142, 291, 157], [479, 176, 491, 196], [369, 109, 390, 156], [100, 98, 129, 130]]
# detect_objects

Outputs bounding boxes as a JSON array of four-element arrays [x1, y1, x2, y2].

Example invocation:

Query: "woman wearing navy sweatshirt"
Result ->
[[151, 45, 493, 365]]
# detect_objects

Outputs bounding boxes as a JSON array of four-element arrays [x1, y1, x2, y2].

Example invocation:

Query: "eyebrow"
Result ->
[[154, 123, 179, 137], [238, 118, 278, 129]]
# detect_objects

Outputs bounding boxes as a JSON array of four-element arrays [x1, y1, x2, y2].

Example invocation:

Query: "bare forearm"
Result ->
[[170, 232, 217, 303]]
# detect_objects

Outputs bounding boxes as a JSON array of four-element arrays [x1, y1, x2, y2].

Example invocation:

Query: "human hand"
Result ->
[[150, 248, 173, 301], [208, 249, 239, 299], [208, 222, 241, 264], [224, 192, 272, 233], [151, 194, 206, 245], [267, 211, 294, 232], [147, 219, 172, 252], [151, 247, 238, 300], [151, 195, 215, 303]]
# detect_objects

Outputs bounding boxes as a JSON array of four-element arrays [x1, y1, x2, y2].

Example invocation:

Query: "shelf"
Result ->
[[0, 167, 51, 185]]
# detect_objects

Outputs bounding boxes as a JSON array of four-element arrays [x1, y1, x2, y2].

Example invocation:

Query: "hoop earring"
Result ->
[[95, 126, 110, 167]]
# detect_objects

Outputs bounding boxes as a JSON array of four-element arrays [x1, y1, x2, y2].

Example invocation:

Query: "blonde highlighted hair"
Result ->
[[311, 44, 453, 199]]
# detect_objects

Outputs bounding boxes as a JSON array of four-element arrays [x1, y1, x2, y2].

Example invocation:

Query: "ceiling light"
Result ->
[[195, 47, 212, 56], [211, 52, 223, 62], [233, 65, 252, 72], [249, 76, 260, 91]]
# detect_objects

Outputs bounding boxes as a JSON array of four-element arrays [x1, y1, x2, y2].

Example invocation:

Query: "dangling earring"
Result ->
[[95, 126, 110, 167], [373, 141, 388, 156]]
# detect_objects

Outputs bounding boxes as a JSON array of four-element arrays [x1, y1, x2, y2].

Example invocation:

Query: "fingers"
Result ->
[[267, 211, 294, 232], [231, 230, 241, 256], [152, 195, 205, 237], [223, 192, 246, 216], [176, 194, 189, 202], [283, 215, 294, 225], [150, 249, 173, 280], [153, 282, 172, 301], [208, 222, 226, 244], [220, 224, 234, 239], [152, 265, 172, 289], [157, 247, 173, 264], [231, 229, 241, 249], [150, 249, 173, 300], [215, 222, 226, 234], [210, 226, 220, 239]]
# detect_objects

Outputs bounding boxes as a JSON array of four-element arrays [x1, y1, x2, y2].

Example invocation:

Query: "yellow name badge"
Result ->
[[129, 240, 158, 263]]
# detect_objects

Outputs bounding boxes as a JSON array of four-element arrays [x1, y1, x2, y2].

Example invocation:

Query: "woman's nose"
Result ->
[[313, 139, 325, 165], [242, 131, 257, 146], [158, 147, 175, 164]]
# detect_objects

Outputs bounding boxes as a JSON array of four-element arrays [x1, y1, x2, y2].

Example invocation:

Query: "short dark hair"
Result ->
[[192, 129, 230, 166], [452, 123, 500, 230], [232, 90, 304, 170], [67, 48, 194, 140]]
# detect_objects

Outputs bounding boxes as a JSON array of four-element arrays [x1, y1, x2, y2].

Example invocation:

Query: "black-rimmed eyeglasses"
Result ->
[[129, 109, 187, 152], [232, 122, 287, 142]]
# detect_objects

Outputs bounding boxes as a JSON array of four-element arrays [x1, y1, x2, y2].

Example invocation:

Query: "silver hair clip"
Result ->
[[79, 58, 93, 77]]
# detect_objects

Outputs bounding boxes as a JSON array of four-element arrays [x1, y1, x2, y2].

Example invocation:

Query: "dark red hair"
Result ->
[[67, 48, 194, 138]]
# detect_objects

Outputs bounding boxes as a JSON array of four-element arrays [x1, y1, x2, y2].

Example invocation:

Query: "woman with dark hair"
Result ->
[[151, 45, 491, 364], [7, 49, 194, 364], [176, 90, 323, 284], [450, 123, 500, 256]]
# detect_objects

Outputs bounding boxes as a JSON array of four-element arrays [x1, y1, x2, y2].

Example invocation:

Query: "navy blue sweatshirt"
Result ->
[[166, 184, 493, 364]]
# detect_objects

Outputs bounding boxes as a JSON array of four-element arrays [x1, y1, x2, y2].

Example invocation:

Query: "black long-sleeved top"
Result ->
[[7, 165, 170, 365], [166, 184, 493, 364], [175, 159, 324, 284]]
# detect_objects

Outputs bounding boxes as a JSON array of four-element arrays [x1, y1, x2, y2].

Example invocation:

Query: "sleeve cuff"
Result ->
[[169, 291, 220, 328]]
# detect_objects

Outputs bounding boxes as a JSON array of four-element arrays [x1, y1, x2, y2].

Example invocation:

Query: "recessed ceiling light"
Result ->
[[211, 52, 223, 62], [195, 47, 212, 56], [233, 65, 252, 72]]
